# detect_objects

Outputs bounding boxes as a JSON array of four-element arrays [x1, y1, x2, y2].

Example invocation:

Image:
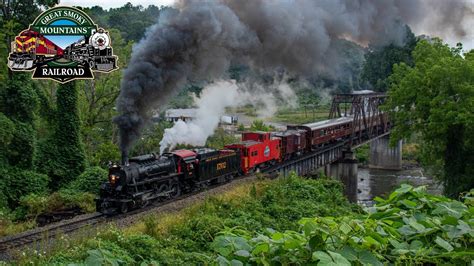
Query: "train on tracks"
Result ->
[[8, 30, 63, 70], [97, 114, 389, 214]]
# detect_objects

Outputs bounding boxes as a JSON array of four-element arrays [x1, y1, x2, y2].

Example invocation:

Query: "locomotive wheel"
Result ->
[[158, 184, 169, 200], [119, 202, 129, 214], [170, 183, 181, 198], [141, 200, 150, 208]]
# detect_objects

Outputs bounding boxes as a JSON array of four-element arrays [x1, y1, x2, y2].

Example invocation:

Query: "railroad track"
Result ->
[[0, 172, 263, 258], [0, 212, 105, 253]]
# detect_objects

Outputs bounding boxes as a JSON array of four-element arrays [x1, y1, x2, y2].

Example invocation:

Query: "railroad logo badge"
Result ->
[[7, 6, 118, 83], [264, 146, 270, 157]]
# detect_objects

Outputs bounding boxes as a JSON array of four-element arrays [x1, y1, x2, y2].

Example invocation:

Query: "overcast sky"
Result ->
[[60, 0, 176, 8], [61, 0, 473, 51]]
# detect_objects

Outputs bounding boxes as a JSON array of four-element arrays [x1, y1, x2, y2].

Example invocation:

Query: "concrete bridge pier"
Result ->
[[369, 135, 402, 170], [325, 150, 358, 203]]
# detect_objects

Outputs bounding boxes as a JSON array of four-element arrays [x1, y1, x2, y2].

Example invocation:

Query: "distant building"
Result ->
[[165, 108, 197, 122], [220, 115, 238, 125], [164, 108, 239, 125]]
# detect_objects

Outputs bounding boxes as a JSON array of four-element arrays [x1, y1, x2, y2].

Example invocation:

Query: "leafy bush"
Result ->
[[69, 166, 108, 194], [89, 141, 121, 167], [213, 184, 474, 265], [19, 189, 96, 218], [249, 120, 275, 132], [0, 112, 15, 164], [0, 167, 50, 208], [402, 143, 421, 163], [355, 143, 369, 165]]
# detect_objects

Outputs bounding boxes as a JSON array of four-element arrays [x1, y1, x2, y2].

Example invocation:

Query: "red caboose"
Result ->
[[225, 132, 281, 175]]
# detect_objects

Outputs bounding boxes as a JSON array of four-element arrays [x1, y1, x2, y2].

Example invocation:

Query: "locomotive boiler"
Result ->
[[97, 153, 180, 214]]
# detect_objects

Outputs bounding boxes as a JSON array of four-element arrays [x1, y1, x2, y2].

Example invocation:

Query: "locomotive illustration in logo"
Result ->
[[7, 6, 118, 83]]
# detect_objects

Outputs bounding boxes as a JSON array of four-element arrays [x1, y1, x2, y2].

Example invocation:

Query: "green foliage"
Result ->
[[0, 73, 39, 169], [0, 167, 49, 209], [89, 141, 121, 167], [249, 120, 275, 132], [361, 26, 417, 91], [1, 73, 38, 122], [355, 144, 369, 165], [19, 189, 96, 218], [68, 167, 108, 194], [26, 175, 353, 264], [7, 122, 36, 169], [36, 81, 86, 188], [206, 128, 240, 150], [131, 121, 172, 156], [386, 39, 474, 198], [83, 4, 165, 42], [0, 112, 15, 164], [78, 29, 132, 166], [214, 184, 474, 265]]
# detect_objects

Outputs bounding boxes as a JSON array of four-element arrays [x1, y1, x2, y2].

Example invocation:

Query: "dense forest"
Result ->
[[0, 2, 472, 256]]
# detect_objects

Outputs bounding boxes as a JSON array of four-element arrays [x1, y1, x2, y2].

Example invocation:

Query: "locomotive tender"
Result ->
[[97, 113, 388, 214]]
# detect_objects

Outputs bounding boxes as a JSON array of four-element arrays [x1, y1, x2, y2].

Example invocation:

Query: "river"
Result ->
[[357, 167, 443, 205]]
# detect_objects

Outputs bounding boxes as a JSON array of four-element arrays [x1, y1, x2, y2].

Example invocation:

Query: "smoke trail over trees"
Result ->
[[114, 0, 473, 155]]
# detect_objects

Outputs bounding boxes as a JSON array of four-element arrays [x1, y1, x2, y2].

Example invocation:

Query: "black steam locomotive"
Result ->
[[63, 29, 117, 72], [96, 148, 240, 214]]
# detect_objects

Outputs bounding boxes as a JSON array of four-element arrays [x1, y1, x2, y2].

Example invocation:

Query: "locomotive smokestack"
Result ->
[[121, 150, 129, 166]]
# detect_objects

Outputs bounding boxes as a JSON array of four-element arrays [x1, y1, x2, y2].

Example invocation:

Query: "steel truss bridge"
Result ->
[[269, 92, 390, 177]]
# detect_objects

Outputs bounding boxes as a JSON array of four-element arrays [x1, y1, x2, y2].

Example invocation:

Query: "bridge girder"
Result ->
[[329, 92, 390, 147]]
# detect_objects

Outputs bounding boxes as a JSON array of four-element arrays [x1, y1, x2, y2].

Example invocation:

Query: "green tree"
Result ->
[[0, 73, 38, 169], [386, 39, 474, 198], [206, 128, 239, 150], [36, 81, 86, 188], [0, 112, 15, 165], [77, 29, 132, 165], [361, 26, 417, 92], [249, 120, 275, 132]]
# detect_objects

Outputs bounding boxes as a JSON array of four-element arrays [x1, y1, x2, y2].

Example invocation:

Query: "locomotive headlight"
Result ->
[[109, 174, 119, 184]]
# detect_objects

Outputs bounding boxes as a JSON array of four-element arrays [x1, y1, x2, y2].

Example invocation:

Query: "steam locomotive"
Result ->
[[97, 114, 389, 214], [97, 149, 240, 214], [8, 30, 63, 70], [63, 29, 117, 72]]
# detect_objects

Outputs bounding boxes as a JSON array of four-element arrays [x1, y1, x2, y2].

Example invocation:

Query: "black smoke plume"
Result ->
[[114, 0, 473, 155]]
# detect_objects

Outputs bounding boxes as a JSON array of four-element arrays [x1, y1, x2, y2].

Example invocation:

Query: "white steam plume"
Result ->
[[159, 79, 297, 153]]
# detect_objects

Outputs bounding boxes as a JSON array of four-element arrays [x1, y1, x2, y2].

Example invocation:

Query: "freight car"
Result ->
[[273, 129, 307, 161], [8, 30, 63, 70]]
